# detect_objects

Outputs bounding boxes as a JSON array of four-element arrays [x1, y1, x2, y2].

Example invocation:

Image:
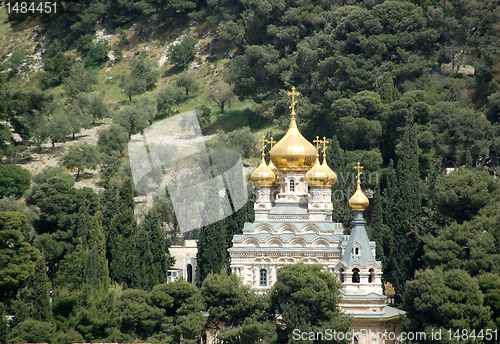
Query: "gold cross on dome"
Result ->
[[321, 136, 330, 155], [313, 136, 321, 151], [354, 162, 364, 181], [259, 136, 268, 154], [287, 86, 300, 114], [266, 137, 276, 149]]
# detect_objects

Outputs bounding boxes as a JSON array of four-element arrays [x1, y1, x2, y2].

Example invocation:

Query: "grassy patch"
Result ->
[[205, 101, 271, 133]]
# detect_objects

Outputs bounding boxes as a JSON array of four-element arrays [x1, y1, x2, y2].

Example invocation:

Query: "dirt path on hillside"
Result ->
[[19, 122, 110, 191]]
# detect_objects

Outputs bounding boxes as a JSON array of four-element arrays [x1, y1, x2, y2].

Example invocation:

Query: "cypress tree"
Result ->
[[196, 220, 227, 286], [56, 239, 85, 291], [368, 181, 391, 267], [104, 176, 137, 285], [147, 212, 175, 285], [15, 255, 52, 322], [0, 304, 7, 343], [387, 118, 424, 301], [382, 161, 397, 282], [375, 71, 396, 104], [84, 211, 110, 290], [327, 136, 353, 229], [130, 223, 156, 289]]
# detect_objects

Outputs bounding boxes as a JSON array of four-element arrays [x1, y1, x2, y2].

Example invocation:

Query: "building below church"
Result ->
[[167, 240, 197, 284], [228, 87, 405, 344]]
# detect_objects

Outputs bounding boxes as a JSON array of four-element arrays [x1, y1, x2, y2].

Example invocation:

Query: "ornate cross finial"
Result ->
[[313, 136, 321, 150], [354, 162, 364, 181], [287, 86, 300, 115], [259, 136, 268, 155], [266, 137, 276, 149], [321, 136, 330, 155]]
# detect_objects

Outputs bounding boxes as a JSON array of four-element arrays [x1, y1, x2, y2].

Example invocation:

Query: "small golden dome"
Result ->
[[251, 153, 276, 187], [268, 160, 277, 173], [349, 162, 369, 211], [321, 154, 337, 186], [268, 160, 279, 185], [306, 153, 328, 186]]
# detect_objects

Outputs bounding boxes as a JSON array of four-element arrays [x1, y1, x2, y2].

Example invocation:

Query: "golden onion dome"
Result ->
[[349, 162, 369, 211], [306, 152, 328, 186], [269, 114, 317, 171], [321, 153, 337, 186], [251, 153, 276, 187], [268, 160, 277, 173], [268, 159, 279, 185]]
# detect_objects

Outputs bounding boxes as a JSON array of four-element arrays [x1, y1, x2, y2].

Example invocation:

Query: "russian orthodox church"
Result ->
[[228, 88, 404, 344]]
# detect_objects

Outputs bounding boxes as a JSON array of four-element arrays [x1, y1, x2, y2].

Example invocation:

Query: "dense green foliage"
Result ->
[[122, 55, 159, 101], [169, 36, 197, 70], [196, 189, 254, 284], [271, 264, 352, 343], [62, 143, 100, 178], [404, 267, 491, 341], [0, 212, 40, 301], [0, 165, 31, 198]]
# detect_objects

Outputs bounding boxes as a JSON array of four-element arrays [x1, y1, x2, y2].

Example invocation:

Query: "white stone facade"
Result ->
[[228, 167, 405, 343], [168, 239, 197, 283]]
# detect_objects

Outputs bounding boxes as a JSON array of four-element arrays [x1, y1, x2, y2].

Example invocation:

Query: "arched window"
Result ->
[[368, 268, 375, 283], [352, 268, 360, 283], [187, 264, 193, 283], [353, 243, 360, 257], [340, 268, 345, 283], [260, 269, 267, 286], [289, 179, 295, 192]]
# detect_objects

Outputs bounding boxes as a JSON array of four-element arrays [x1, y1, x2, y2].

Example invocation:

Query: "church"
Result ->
[[228, 87, 405, 344]]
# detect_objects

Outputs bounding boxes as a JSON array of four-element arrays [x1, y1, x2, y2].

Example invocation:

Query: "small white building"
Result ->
[[168, 239, 197, 283]]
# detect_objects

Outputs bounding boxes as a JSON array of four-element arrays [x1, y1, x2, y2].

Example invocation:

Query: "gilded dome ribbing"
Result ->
[[251, 153, 276, 187], [269, 87, 317, 171], [321, 153, 337, 186], [349, 162, 369, 211], [305, 152, 328, 186]]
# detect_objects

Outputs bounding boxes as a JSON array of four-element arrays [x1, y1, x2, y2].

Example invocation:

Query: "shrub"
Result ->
[[0, 165, 31, 198], [169, 36, 197, 70]]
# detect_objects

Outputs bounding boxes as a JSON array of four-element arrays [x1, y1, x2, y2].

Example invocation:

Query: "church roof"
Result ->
[[232, 232, 343, 243], [340, 211, 380, 267], [241, 220, 344, 234], [340, 292, 387, 300], [268, 203, 309, 216], [344, 305, 406, 319]]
